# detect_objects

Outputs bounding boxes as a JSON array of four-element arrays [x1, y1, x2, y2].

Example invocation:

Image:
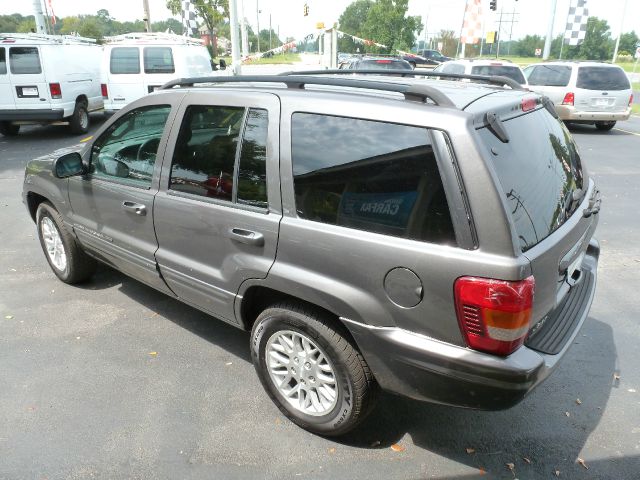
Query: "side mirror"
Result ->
[[53, 152, 85, 178], [218, 59, 226, 70]]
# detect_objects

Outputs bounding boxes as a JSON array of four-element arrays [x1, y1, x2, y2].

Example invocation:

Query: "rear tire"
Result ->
[[69, 101, 89, 134], [36, 202, 96, 284], [251, 302, 378, 436], [595, 121, 616, 131], [0, 121, 20, 136]]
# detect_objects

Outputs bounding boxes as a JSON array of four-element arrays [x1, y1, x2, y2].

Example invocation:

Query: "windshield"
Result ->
[[577, 66, 630, 91], [478, 108, 584, 252], [360, 59, 412, 70], [471, 65, 526, 84]]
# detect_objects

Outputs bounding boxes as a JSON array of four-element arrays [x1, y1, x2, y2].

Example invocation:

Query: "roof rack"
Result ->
[[0, 33, 96, 44], [160, 75, 456, 107], [103, 32, 204, 45], [279, 69, 525, 91]]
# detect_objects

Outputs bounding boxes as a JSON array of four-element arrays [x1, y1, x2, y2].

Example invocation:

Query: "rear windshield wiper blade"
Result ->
[[485, 112, 509, 143]]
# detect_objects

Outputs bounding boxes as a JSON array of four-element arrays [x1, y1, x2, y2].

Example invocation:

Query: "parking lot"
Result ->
[[1, 114, 639, 479]]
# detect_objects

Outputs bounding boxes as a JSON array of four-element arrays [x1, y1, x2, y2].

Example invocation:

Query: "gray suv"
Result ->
[[22, 72, 600, 436]]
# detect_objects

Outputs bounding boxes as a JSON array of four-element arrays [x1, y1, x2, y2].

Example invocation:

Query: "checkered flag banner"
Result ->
[[564, 0, 589, 46], [181, 0, 198, 37], [460, 0, 482, 45]]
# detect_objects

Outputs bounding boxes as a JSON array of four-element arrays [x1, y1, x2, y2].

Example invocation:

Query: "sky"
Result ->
[[2, 0, 640, 46]]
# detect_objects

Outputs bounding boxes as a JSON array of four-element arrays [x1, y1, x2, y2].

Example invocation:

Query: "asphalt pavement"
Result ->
[[1, 114, 639, 480]]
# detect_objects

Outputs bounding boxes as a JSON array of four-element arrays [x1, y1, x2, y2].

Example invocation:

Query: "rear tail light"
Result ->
[[375, 60, 392, 64], [49, 82, 62, 99], [561, 92, 574, 106], [521, 97, 537, 112], [101, 83, 108, 98], [630, 94, 634, 107], [454, 276, 535, 356]]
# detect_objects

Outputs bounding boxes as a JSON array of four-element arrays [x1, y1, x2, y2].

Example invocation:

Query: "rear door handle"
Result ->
[[122, 201, 147, 216], [228, 228, 264, 246]]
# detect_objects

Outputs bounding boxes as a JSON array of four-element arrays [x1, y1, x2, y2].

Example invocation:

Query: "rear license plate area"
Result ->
[[17, 86, 39, 97]]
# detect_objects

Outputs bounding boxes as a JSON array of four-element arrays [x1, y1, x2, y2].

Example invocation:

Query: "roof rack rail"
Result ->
[[0, 33, 96, 44], [279, 69, 525, 91], [103, 32, 204, 45], [160, 75, 456, 107]]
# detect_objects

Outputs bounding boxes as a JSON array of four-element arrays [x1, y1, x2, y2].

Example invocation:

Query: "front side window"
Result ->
[[170, 105, 245, 200], [291, 113, 456, 245], [110, 47, 140, 74], [144, 47, 175, 74], [441, 63, 465, 75], [0, 48, 6, 75], [90, 104, 171, 187], [9, 47, 41, 74]]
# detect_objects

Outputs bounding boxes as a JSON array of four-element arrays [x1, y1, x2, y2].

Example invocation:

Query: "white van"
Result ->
[[101, 33, 222, 113], [0, 33, 103, 136]]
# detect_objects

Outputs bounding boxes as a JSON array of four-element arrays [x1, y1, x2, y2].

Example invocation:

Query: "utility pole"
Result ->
[[229, 0, 241, 74], [496, 7, 503, 58], [256, 0, 260, 52], [542, 0, 558, 60], [612, 0, 629, 62], [32, 0, 48, 34], [239, 0, 248, 57], [269, 14, 272, 51], [142, 0, 152, 32]]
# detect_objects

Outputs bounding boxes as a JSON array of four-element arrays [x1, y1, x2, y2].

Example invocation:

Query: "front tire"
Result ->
[[36, 202, 96, 284], [251, 302, 378, 436], [69, 101, 89, 134], [0, 121, 20, 136], [595, 121, 616, 131]]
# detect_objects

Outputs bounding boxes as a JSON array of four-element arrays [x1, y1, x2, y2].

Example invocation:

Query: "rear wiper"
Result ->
[[485, 112, 509, 143]]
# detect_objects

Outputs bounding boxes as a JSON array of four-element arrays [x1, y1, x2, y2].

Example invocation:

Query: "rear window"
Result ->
[[360, 59, 412, 70], [0, 48, 6, 74], [291, 113, 457, 246], [577, 66, 630, 91], [144, 47, 175, 74], [525, 65, 571, 87], [478, 108, 584, 252], [471, 65, 525, 84], [9, 47, 41, 74], [110, 47, 140, 74]]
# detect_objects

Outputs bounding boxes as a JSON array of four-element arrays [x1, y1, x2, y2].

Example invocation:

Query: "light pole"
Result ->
[[256, 0, 260, 52], [542, 0, 558, 60], [269, 13, 272, 51]]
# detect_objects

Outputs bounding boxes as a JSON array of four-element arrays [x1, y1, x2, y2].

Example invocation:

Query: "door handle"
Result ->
[[122, 201, 147, 216], [228, 228, 265, 246]]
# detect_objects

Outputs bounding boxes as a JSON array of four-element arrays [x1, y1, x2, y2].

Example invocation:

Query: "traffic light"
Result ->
[[490, 0, 497, 11], [304, 3, 309, 16]]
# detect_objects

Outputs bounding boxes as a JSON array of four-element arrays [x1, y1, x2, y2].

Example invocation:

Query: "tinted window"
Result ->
[[110, 47, 140, 74], [170, 105, 245, 200], [577, 66, 630, 91], [360, 59, 412, 70], [91, 105, 171, 187], [238, 109, 268, 208], [9, 47, 41, 74], [144, 47, 175, 74], [525, 65, 571, 86], [441, 63, 465, 74], [471, 65, 526, 84], [478, 108, 584, 252], [0, 48, 6, 74], [292, 114, 456, 245]]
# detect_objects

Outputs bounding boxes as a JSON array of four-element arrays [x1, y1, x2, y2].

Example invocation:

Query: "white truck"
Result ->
[[0, 33, 103, 136], [101, 32, 223, 114]]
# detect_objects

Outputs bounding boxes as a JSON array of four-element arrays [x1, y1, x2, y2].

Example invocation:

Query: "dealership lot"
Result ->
[[1, 115, 639, 479]]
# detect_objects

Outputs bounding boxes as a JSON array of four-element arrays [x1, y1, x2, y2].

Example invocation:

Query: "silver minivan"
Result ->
[[523, 61, 632, 131]]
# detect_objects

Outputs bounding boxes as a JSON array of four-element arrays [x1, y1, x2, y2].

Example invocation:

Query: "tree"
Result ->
[[16, 18, 36, 33], [575, 16, 613, 60], [618, 30, 639, 56], [360, 0, 421, 53], [166, 0, 228, 41], [511, 34, 544, 57], [434, 30, 457, 58], [337, 0, 373, 53]]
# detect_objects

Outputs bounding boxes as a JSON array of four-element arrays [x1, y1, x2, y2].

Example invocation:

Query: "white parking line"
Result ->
[[613, 127, 640, 137]]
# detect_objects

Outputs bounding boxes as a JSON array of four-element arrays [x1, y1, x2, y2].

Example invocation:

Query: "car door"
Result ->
[[0, 47, 16, 111], [153, 91, 281, 323], [106, 46, 146, 110], [67, 97, 181, 292], [8, 45, 51, 111]]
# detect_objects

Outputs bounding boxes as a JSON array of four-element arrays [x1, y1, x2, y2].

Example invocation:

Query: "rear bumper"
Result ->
[[556, 105, 631, 122], [0, 109, 65, 122], [343, 239, 599, 410]]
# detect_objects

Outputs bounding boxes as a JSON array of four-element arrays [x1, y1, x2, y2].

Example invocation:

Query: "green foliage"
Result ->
[[166, 0, 228, 37], [17, 18, 36, 33], [511, 35, 544, 57], [337, 0, 373, 53], [618, 31, 638, 55], [575, 17, 613, 60], [433, 30, 457, 58]]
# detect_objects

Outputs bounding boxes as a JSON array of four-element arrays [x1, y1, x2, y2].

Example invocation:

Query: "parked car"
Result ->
[[338, 55, 413, 71], [101, 32, 224, 114], [23, 72, 600, 436], [0, 33, 103, 136], [523, 61, 632, 131], [434, 59, 528, 86], [402, 49, 452, 68]]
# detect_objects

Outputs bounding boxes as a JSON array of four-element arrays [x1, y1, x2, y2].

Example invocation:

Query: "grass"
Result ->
[[632, 83, 639, 91], [219, 52, 301, 65], [632, 104, 640, 115]]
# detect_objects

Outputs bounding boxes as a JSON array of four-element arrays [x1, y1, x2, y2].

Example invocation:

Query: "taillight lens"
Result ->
[[49, 82, 62, 99], [454, 276, 535, 356], [630, 94, 634, 107], [562, 92, 574, 105], [101, 83, 108, 98], [521, 97, 537, 112]]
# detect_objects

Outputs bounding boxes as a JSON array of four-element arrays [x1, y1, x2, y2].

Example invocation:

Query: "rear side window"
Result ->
[[525, 65, 571, 87], [110, 47, 140, 74], [577, 67, 630, 91], [0, 48, 6, 74], [9, 47, 41, 74], [471, 65, 525, 84], [237, 109, 268, 208], [291, 113, 456, 246], [441, 63, 465, 74], [144, 47, 175, 74], [478, 108, 584, 252]]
